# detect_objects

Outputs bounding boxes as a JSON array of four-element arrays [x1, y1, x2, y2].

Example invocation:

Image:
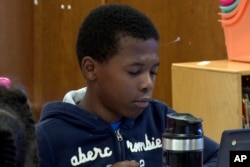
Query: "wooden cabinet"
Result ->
[[33, 0, 103, 119], [171, 60, 250, 142], [0, 0, 33, 97]]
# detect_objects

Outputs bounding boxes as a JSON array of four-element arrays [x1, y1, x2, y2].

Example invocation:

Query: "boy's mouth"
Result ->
[[133, 98, 151, 108]]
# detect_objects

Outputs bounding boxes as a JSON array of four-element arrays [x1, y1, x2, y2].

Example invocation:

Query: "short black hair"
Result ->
[[76, 4, 159, 64]]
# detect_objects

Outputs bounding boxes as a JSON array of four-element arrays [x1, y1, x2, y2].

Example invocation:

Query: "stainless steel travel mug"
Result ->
[[162, 113, 204, 167]]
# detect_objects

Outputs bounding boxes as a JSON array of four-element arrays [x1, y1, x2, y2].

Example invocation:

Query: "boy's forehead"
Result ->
[[111, 36, 159, 63], [117, 36, 158, 50], [118, 35, 144, 43]]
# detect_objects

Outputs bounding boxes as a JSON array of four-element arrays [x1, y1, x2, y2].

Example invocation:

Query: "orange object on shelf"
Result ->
[[219, 0, 250, 62]]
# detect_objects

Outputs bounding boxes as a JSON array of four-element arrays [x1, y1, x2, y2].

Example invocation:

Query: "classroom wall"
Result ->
[[0, 0, 227, 121], [0, 0, 36, 115]]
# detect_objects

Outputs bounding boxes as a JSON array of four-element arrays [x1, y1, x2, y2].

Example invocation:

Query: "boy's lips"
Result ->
[[133, 98, 151, 108]]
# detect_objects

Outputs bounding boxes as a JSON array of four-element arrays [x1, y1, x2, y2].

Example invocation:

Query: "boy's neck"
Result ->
[[78, 90, 122, 123]]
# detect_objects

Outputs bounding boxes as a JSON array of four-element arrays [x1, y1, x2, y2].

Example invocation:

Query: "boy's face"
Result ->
[[95, 36, 159, 122]]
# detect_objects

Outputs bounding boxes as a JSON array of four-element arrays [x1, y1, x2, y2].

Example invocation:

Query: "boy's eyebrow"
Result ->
[[126, 62, 160, 67]]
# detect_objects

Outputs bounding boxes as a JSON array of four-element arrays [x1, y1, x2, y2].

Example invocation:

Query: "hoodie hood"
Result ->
[[39, 87, 112, 132], [39, 87, 136, 131], [40, 101, 111, 132], [62, 87, 87, 105]]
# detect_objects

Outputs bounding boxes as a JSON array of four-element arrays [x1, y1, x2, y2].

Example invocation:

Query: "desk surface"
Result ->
[[172, 60, 250, 74]]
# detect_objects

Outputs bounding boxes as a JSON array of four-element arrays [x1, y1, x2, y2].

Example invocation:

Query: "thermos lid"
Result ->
[[165, 113, 203, 138], [167, 113, 202, 124]]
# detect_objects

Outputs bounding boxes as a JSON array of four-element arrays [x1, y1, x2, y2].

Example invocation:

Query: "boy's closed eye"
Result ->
[[125, 62, 159, 76], [127, 68, 158, 76], [128, 70, 141, 76], [150, 70, 158, 75]]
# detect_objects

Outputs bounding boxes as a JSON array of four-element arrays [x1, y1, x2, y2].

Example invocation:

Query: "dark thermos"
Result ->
[[162, 113, 204, 167]]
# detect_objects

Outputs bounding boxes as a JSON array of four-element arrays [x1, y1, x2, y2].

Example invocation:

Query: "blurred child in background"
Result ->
[[0, 77, 39, 167]]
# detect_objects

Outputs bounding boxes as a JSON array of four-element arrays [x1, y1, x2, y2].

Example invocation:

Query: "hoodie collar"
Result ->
[[62, 87, 136, 129], [63, 87, 87, 105]]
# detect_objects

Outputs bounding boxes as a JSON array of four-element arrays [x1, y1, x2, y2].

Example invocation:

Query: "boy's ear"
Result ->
[[80, 56, 97, 81]]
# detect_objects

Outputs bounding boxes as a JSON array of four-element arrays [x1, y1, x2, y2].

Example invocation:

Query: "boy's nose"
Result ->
[[140, 73, 154, 92]]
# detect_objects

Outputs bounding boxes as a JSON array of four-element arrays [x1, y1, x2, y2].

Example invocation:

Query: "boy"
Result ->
[[36, 4, 219, 167]]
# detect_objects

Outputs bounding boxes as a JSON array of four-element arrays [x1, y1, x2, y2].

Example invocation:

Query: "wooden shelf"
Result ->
[[171, 60, 250, 142]]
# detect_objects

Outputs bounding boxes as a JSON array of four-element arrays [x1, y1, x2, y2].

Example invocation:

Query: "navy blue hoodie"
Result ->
[[36, 88, 219, 167]]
